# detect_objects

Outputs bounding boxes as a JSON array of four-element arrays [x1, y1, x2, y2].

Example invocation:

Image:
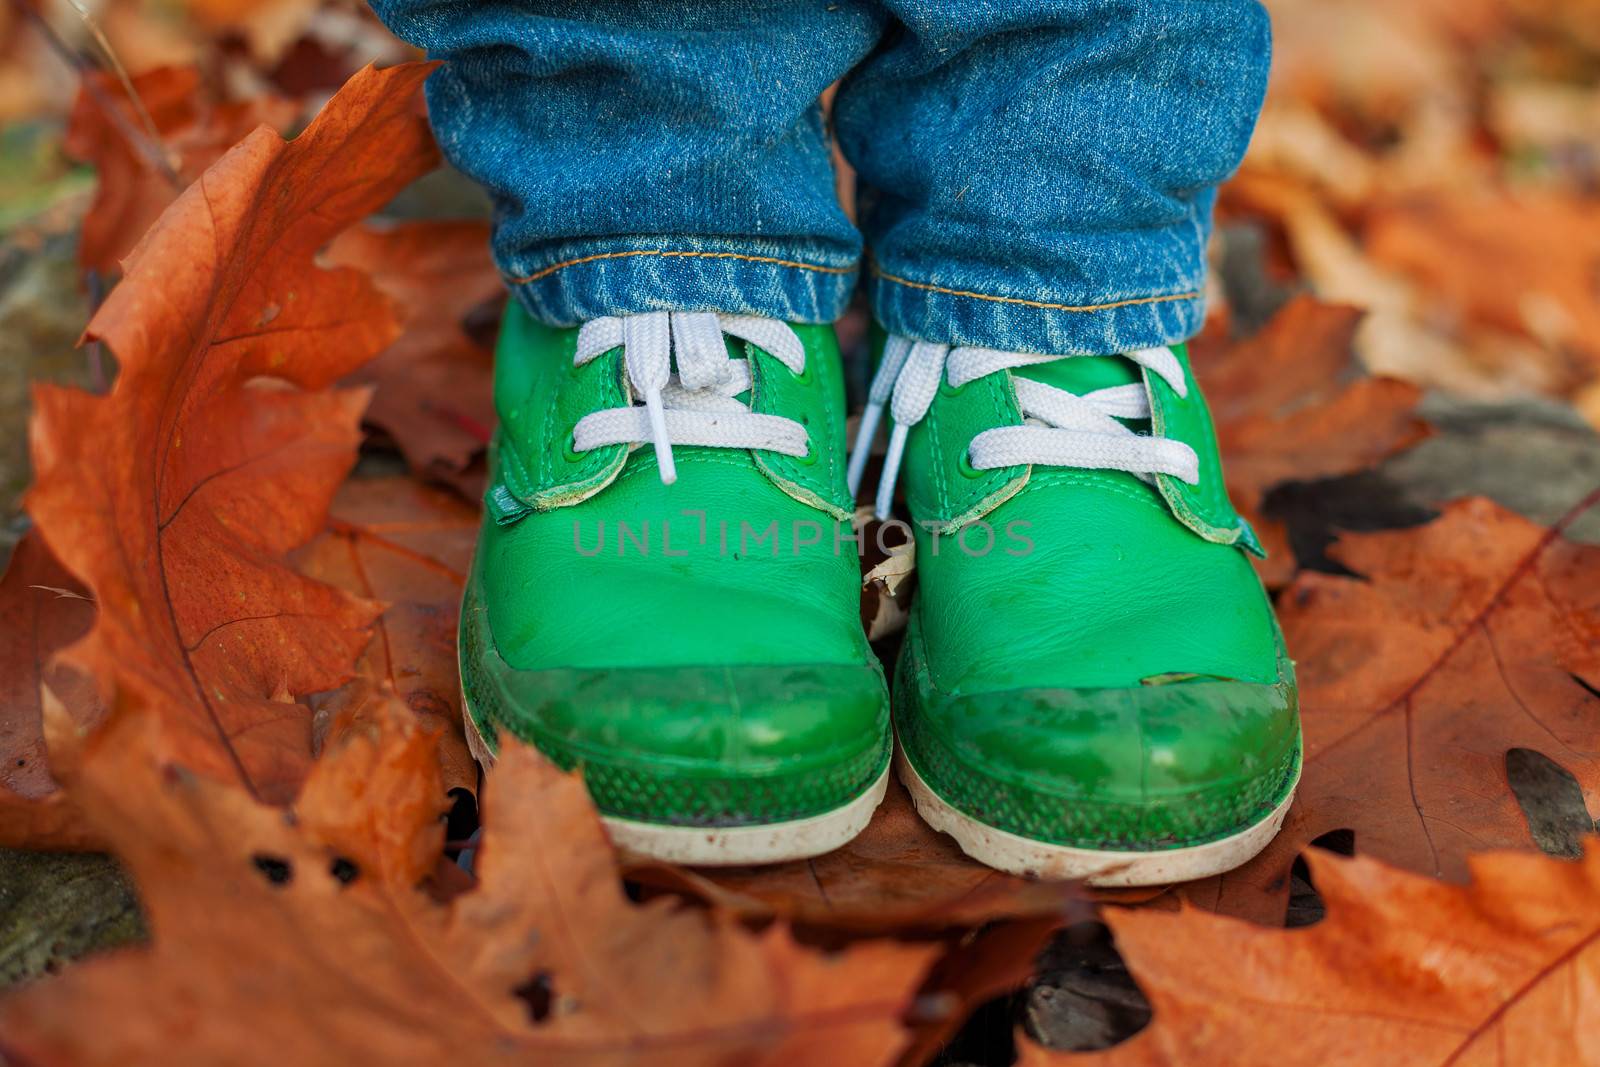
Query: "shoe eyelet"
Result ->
[[939, 378, 966, 399], [956, 450, 983, 479], [792, 360, 814, 385], [793, 436, 820, 466], [562, 434, 585, 464]]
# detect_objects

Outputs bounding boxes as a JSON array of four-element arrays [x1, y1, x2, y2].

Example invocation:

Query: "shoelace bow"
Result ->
[[846, 336, 1201, 520], [573, 311, 810, 484]]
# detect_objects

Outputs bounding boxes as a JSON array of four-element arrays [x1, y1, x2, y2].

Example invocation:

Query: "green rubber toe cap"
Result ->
[[462, 581, 890, 827], [896, 616, 1301, 851]]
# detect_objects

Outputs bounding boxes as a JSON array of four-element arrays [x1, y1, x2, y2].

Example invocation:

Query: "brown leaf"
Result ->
[[0, 531, 103, 849], [27, 63, 439, 804], [1200, 495, 1600, 921], [1195, 297, 1430, 501], [65, 65, 299, 275], [1261, 0, 1514, 199], [324, 221, 502, 489], [1365, 190, 1600, 385], [856, 508, 917, 641], [629, 775, 1079, 930], [298, 475, 478, 796], [1192, 296, 1431, 585], [0, 700, 942, 1066], [896, 916, 1067, 1067], [0, 786, 94, 853], [1023, 845, 1600, 1065], [183, 0, 322, 64], [1268, 0, 1478, 125], [0, 532, 95, 799], [1217, 170, 1509, 398]]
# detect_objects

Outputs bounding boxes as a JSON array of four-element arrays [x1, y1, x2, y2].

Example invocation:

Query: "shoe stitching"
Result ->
[[871, 264, 1201, 314], [508, 249, 857, 285], [746, 339, 839, 495], [1027, 470, 1177, 513]]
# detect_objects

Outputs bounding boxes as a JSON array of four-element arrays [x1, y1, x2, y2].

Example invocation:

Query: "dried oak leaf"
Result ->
[[66, 65, 298, 275], [0, 532, 102, 849], [1194, 296, 1430, 506], [298, 476, 479, 796], [324, 222, 502, 490], [0, 700, 942, 1066], [183, 0, 322, 65], [27, 62, 439, 804], [1025, 845, 1600, 1066], [855, 507, 917, 641], [898, 915, 1070, 1067], [1365, 190, 1600, 384], [1191, 295, 1431, 585], [632, 774, 1079, 931], [1217, 169, 1518, 399], [1267, 0, 1484, 125], [1197, 494, 1600, 922]]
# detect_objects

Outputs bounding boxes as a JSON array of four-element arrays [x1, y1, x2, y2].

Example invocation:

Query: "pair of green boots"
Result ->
[[460, 304, 1301, 885]]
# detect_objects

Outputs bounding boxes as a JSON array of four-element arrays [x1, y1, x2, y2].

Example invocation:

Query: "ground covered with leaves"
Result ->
[[2, 1, 1600, 1064]]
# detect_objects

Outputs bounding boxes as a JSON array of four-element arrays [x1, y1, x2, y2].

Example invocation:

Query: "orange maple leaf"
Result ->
[[1194, 296, 1431, 509]]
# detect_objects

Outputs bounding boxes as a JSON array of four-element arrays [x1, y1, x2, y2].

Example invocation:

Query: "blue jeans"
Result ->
[[369, 1, 1270, 355]]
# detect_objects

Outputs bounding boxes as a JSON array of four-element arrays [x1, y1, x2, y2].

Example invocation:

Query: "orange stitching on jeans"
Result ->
[[871, 264, 1200, 313], [508, 249, 858, 284]]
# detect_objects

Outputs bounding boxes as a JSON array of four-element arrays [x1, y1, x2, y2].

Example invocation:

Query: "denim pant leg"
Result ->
[[834, 1, 1272, 355], [367, 1, 885, 326]]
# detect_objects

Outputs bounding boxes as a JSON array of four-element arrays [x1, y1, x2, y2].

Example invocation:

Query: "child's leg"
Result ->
[[840, 3, 1301, 884], [369, 0, 882, 325], [836, 0, 1271, 355], [369, 2, 897, 864]]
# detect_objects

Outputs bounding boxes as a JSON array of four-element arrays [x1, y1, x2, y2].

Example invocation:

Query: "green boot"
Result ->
[[851, 333, 1301, 885], [461, 302, 891, 865]]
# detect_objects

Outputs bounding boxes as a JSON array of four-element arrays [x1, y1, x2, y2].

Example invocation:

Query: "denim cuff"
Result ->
[[866, 262, 1206, 357], [505, 237, 860, 327]]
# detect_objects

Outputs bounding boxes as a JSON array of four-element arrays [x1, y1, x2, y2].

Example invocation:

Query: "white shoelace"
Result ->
[[846, 336, 1201, 519], [573, 311, 810, 484]]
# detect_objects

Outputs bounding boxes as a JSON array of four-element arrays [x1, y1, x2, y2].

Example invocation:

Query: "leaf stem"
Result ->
[[11, 0, 182, 187]]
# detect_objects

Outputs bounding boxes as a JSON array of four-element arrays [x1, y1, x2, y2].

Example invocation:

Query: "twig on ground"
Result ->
[[10, 0, 181, 187]]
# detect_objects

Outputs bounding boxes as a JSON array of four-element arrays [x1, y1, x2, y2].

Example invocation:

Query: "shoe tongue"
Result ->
[[1012, 353, 1142, 394]]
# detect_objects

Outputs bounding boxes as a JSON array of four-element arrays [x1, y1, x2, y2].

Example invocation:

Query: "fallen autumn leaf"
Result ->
[[0, 699, 945, 1067], [323, 221, 502, 492], [27, 62, 438, 803], [1029, 844, 1600, 1066], [1200, 494, 1600, 922], [65, 65, 298, 275]]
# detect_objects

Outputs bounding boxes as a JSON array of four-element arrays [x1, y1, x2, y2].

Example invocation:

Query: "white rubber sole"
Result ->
[[603, 765, 890, 866], [897, 749, 1297, 886], [461, 684, 889, 865]]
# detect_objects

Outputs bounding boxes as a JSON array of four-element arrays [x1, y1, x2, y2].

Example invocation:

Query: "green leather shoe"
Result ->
[[851, 333, 1301, 885], [461, 302, 890, 865]]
